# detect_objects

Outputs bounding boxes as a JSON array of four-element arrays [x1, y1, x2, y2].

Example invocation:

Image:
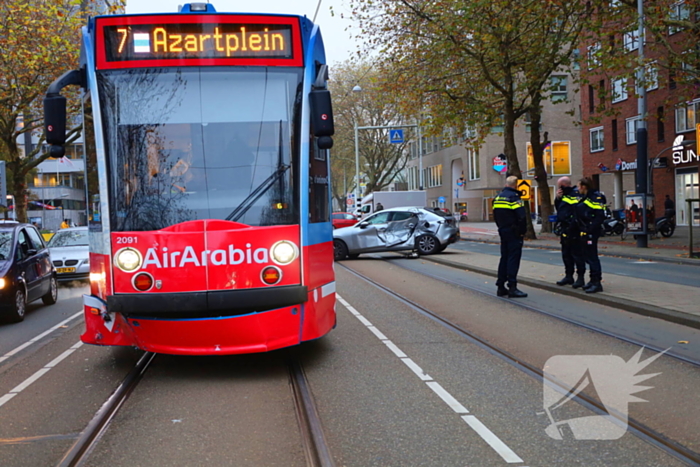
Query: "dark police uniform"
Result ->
[[576, 190, 606, 292], [493, 186, 527, 297], [554, 186, 585, 286]]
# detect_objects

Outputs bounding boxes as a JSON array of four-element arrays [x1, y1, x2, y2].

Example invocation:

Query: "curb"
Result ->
[[426, 255, 700, 331], [459, 237, 700, 267]]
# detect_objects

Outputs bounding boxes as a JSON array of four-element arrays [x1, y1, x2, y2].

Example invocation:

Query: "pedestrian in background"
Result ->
[[60, 219, 70, 229], [664, 195, 675, 224], [576, 177, 606, 293], [554, 176, 586, 288], [375, 202, 384, 211], [493, 175, 527, 298]]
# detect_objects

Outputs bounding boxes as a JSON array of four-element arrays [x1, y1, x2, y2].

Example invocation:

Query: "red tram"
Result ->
[[43, 3, 336, 355]]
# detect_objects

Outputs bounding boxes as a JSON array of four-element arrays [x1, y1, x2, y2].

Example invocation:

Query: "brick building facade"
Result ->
[[580, 6, 700, 226]]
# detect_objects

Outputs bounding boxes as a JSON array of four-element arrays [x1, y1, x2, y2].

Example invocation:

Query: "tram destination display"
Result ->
[[96, 15, 302, 69]]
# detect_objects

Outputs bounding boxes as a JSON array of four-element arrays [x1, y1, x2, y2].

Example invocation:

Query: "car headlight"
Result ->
[[114, 247, 142, 272], [0, 278, 5, 289], [270, 241, 298, 265]]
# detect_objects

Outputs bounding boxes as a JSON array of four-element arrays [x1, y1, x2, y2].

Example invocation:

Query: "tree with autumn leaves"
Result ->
[[348, 0, 605, 237], [329, 60, 411, 209], [0, 0, 122, 223]]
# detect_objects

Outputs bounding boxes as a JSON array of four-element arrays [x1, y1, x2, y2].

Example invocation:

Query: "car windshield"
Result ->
[[0, 231, 12, 261], [48, 230, 89, 247], [98, 67, 302, 231]]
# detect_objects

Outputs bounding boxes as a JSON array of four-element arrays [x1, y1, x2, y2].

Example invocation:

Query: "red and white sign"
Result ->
[[492, 156, 508, 173]]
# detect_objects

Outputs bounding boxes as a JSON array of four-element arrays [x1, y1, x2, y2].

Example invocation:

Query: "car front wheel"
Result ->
[[8, 288, 26, 323], [416, 235, 441, 255], [334, 240, 349, 261], [42, 276, 58, 305]]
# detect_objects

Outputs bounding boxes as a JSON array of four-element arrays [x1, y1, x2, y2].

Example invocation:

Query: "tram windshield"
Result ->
[[97, 67, 301, 232]]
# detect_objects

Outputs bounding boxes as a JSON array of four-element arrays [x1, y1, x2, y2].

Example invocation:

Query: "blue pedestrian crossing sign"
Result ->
[[389, 129, 404, 144]]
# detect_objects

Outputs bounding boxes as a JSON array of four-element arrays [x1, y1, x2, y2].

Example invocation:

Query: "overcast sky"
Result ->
[[125, 0, 360, 65]]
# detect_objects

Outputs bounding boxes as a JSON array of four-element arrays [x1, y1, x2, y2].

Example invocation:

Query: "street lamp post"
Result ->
[[635, 0, 648, 248]]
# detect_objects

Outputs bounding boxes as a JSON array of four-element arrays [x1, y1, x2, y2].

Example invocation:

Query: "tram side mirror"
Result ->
[[44, 95, 67, 146], [310, 89, 334, 138]]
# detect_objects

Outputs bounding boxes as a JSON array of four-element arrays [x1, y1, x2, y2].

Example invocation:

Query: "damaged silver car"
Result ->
[[333, 207, 460, 260]]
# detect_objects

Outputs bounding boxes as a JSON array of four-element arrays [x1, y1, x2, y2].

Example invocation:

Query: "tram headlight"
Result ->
[[114, 247, 142, 272], [270, 240, 298, 265]]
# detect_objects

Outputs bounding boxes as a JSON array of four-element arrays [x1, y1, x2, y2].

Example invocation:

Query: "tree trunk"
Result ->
[[503, 101, 536, 239], [529, 101, 554, 234]]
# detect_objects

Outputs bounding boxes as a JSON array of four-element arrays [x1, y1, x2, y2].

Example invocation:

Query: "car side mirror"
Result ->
[[359, 222, 369, 229], [27, 249, 37, 256]]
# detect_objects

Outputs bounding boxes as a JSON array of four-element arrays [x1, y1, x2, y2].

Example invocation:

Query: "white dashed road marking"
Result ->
[[0, 311, 82, 365], [337, 294, 524, 464], [0, 341, 83, 408]]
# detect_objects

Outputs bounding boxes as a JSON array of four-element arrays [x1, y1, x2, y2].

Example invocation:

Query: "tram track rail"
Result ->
[[289, 358, 336, 467], [339, 262, 700, 466], [380, 254, 700, 368], [57, 351, 156, 467], [54, 350, 334, 467]]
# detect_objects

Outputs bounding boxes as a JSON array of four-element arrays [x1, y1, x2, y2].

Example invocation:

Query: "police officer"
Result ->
[[494, 176, 527, 298], [576, 177, 606, 293], [554, 176, 586, 288]]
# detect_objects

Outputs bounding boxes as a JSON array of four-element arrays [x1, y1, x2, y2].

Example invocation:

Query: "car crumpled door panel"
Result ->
[[378, 217, 418, 248], [356, 224, 388, 251]]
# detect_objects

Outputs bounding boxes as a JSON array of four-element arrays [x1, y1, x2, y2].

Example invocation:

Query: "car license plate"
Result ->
[[56, 267, 76, 273]]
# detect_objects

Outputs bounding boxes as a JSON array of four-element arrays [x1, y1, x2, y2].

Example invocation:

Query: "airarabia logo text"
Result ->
[[142, 244, 270, 269]]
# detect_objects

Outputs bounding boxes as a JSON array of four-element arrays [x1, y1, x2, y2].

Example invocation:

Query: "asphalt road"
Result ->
[[450, 241, 700, 287], [0, 282, 87, 360], [0, 270, 697, 466]]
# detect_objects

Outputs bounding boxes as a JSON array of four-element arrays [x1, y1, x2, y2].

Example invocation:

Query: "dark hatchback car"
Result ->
[[0, 222, 58, 322]]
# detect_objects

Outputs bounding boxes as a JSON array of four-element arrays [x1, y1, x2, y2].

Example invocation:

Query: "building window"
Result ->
[[626, 116, 641, 144], [590, 127, 604, 152], [549, 75, 567, 102], [612, 78, 627, 103], [669, 1, 690, 35], [468, 149, 480, 181], [588, 84, 595, 113], [425, 164, 443, 188], [623, 28, 640, 52], [676, 99, 700, 132], [571, 49, 580, 71], [599, 80, 605, 108], [612, 119, 618, 151], [636, 63, 659, 92], [587, 43, 601, 68]]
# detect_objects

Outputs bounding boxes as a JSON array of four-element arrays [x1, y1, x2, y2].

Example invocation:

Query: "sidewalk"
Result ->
[[427, 222, 700, 330], [458, 221, 700, 265]]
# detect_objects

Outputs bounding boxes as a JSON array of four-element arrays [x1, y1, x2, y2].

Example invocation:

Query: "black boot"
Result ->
[[508, 287, 528, 298], [497, 285, 509, 297], [582, 281, 594, 291], [556, 276, 574, 286], [572, 275, 585, 289], [585, 282, 604, 293]]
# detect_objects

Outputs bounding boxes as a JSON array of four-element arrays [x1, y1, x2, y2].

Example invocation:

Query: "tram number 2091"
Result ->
[[116, 236, 138, 244]]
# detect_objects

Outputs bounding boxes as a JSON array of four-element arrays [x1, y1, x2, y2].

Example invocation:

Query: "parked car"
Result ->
[[332, 212, 358, 229], [47, 227, 90, 282], [333, 207, 460, 260], [0, 221, 58, 322]]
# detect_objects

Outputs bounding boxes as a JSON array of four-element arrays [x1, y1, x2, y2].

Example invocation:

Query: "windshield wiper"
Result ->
[[226, 121, 289, 223]]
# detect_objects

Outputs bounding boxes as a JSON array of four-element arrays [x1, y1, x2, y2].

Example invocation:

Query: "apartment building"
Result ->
[[405, 75, 582, 221], [580, 2, 699, 225]]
